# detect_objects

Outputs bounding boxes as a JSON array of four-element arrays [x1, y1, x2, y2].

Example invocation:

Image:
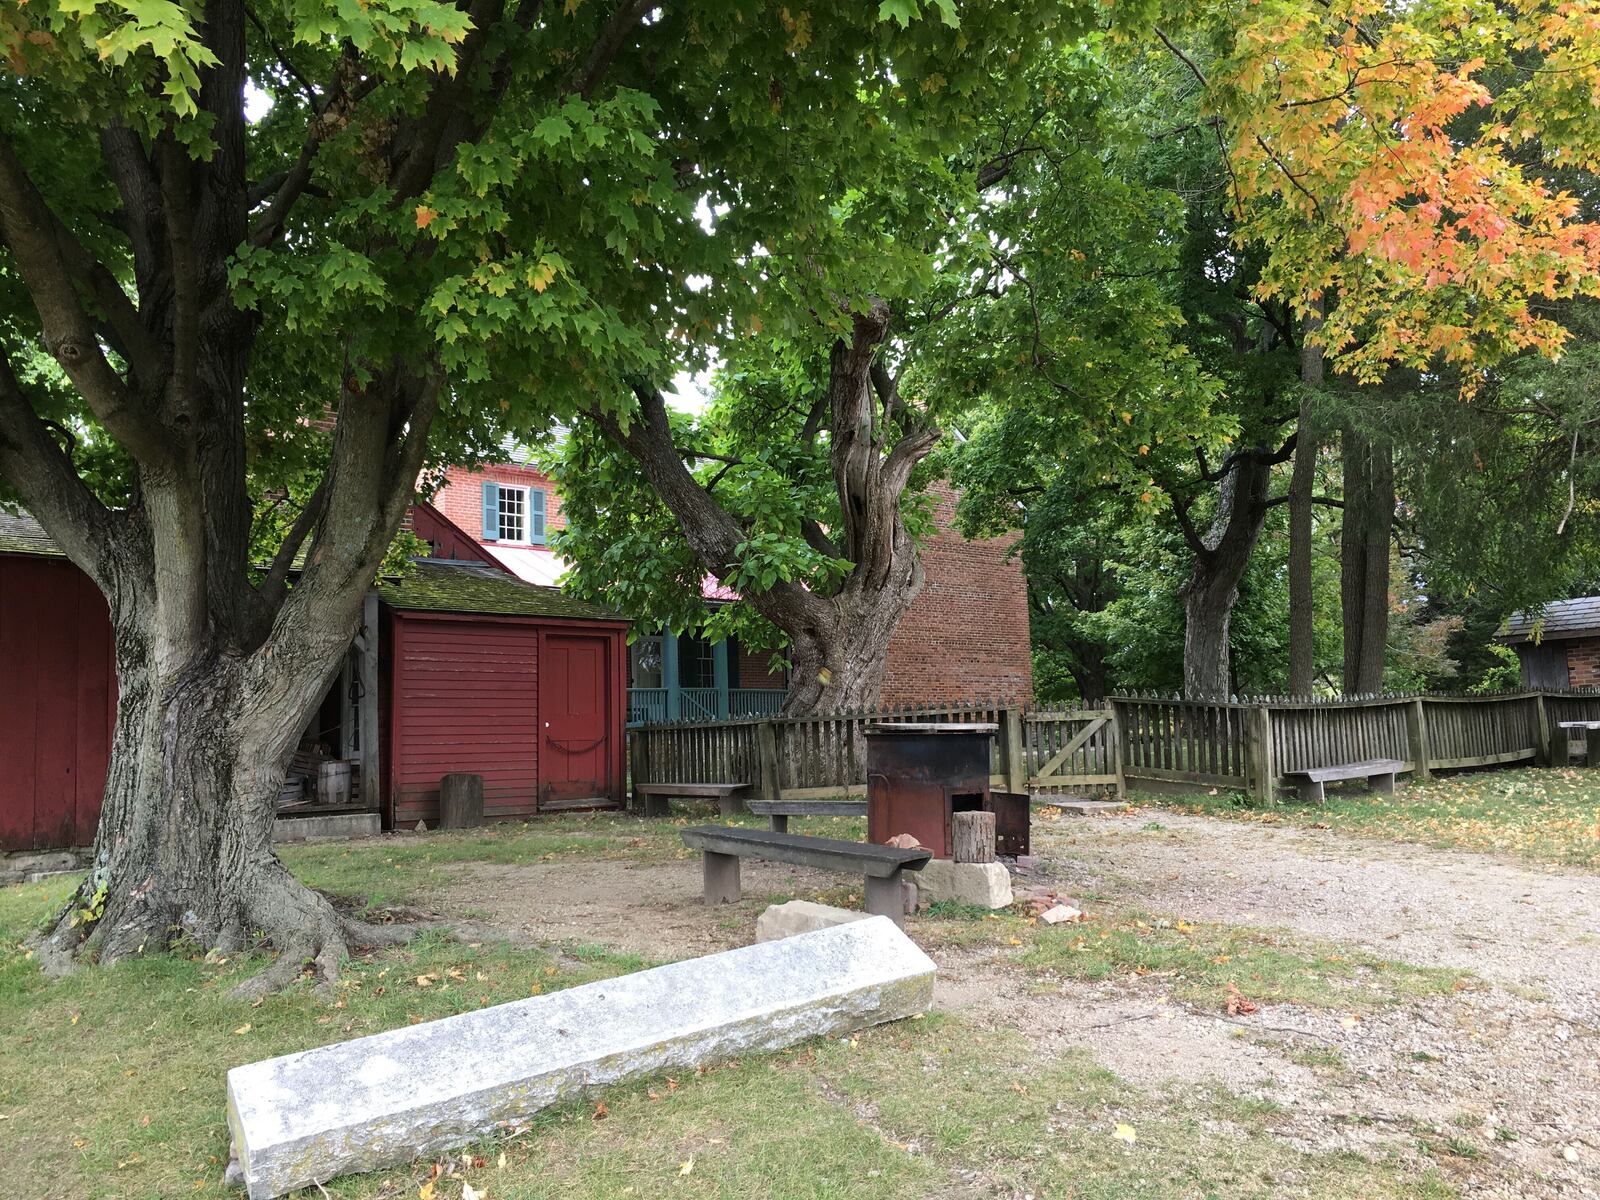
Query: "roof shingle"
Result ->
[[379, 559, 624, 623], [1500, 596, 1600, 642]]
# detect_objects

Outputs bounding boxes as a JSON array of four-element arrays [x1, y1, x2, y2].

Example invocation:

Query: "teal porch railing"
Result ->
[[729, 688, 786, 717], [627, 688, 669, 726], [627, 686, 787, 726]]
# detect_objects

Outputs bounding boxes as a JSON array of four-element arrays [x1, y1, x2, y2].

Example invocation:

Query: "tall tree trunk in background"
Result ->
[[1287, 306, 1323, 695], [1180, 453, 1275, 698], [594, 301, 939, 716], [1340, 428, 1394, 693]]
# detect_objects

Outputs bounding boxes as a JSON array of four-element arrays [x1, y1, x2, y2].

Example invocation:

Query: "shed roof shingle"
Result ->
[[1501, 596, 1600, 642], [379, 559, 624, 623], [0, 510, 64, 557]]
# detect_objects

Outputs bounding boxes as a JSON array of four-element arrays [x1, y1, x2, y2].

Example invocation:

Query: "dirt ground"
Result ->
[[434, 807, 1600, 1199]]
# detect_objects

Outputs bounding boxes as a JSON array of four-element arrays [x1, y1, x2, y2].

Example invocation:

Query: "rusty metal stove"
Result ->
[[866, 722, 1028, 859]]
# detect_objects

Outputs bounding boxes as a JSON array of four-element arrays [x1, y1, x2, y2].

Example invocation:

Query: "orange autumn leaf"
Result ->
[[415, 205, 439, 230]]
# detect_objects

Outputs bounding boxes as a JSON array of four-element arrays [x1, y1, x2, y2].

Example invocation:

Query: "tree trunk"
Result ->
[[1288, 306, 1322, 695], [596, 302, 939, 716], [34, 580, 403, 994], [1180, 454, 1274, 699], [1340, 427, 1393, 693]]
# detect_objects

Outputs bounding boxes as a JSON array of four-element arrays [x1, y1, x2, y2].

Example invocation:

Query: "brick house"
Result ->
[[431, 453, 1032, 720], [1500, 596, 1600, 688]]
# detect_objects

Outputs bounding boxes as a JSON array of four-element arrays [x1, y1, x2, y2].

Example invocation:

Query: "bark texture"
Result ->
[[1177, 452, 1276, 698], [1340, 427, 1394, 694], [594, 301, 939, 715]]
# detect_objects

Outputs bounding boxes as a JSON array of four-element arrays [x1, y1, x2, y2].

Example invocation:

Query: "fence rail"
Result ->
[[626, 688, 1600, 807]]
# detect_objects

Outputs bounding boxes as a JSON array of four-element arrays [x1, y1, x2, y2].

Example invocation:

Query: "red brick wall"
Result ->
[[880, 482, 1032, 705], [735, 641, 787, 689], [1569, 637, 1600, 687], [431, 464, 565, 544]]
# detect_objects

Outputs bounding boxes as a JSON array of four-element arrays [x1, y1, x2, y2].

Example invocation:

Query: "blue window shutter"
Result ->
[[530, 488, 547, 544], [481, 481, 498, 540]]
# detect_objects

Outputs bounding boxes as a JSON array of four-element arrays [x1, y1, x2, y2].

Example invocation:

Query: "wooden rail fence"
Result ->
[[627, 689, 1600, 807]]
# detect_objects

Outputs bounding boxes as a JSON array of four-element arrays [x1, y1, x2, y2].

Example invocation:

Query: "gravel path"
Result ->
[[433, 807, 1600, 1197]]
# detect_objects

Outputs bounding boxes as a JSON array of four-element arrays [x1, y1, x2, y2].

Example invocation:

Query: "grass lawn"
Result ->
[[1, 810, 1465, 1199], [1148, 767, 1600, 868]]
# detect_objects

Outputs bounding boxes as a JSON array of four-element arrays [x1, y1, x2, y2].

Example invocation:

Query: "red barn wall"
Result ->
[[880, 482, 1033, 706], [386, 613, 541, 827], [0, 556, 116, 850]]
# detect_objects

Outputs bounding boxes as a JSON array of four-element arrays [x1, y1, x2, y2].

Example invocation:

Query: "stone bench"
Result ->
[[747, 797, 867, 833], [1285, 758, 1404, 804], [226, 917, 934, 1199], [636, 781, 751, 818], [1558, 721, 1600, 766], [680, 825, 931, 926]]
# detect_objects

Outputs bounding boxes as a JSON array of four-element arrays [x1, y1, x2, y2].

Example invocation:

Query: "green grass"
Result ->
[[0, 858, 1462, 1200], [1148, 767, 1600, 868], [917, 905, 1469, 1011], [0, 800, 1474, 1198]]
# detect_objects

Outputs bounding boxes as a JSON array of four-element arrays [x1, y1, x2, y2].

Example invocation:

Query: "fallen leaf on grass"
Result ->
[[1112, 1123, 1137, 1144], [462, 1183, 485, 1200], [1225, 983, 1259, 1016], [418, 1181, 436, 1200], [592, 1101, 609, 1121], [233, 1023, 252, 1036], [678, 1157, 694, 1177]]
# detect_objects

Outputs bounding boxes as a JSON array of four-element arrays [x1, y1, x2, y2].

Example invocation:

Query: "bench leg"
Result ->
[[703, 851, 741, 905], [768, 813, 789, 834], [645, 796, 670, 819], [1587, 729, 1600, 767], [718, 794, 743, 819], [865, 872, 904, 927], [1369, 772, 1396, 796], [1297, 779, 1324, 805]]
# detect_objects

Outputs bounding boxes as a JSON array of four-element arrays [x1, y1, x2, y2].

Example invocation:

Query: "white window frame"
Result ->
[[491, 483, 547, 545]]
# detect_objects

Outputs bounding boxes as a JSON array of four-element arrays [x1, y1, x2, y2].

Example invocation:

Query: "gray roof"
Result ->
[[380, 559, 624, 623], [1501, 596, 1600, 643], [0, 510, 63, 557]]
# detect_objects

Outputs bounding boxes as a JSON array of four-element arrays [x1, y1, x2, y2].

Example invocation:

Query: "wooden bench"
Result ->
[[1285, 758, 1404, 804], [679, 826, 931, 926], [747, 798, 867, 833], [635, 781, 751, 818], [1558, 721, 1600, 766]]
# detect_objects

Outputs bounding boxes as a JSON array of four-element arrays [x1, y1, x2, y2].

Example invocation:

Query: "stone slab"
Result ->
[[1039, 797, 1124, 816], [915, 859, 1013, 909], [756, 900, 868, 942], [271, 813, 382, 843], [226, 916, 935, 1199]]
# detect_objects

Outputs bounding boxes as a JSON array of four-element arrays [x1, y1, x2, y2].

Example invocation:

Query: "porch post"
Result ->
[[663, 629, 680, 721], [713, 638, 730, 719]]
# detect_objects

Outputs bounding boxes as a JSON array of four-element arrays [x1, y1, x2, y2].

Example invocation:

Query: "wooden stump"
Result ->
[[951, 810, 996, 864], [439, 773, 484, 830]]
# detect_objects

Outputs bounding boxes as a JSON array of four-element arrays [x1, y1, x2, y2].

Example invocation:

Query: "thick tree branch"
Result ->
[[0, 134, 172, 464], [578, 0, 658, 98]]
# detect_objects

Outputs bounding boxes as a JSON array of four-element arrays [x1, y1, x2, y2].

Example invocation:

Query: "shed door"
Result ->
[[539, 633, 614, 807]]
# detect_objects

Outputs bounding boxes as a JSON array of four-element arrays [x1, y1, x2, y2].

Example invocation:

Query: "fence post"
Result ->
[[628, 730, 650, 813], [1533, 692, 1553, 767], [756, 720, 782, 804], [1111, 704, 1127, 801], [1249, 704, 1275, 802], [1405, 697, 1433, 781], [1000, 706, 1027, 795]]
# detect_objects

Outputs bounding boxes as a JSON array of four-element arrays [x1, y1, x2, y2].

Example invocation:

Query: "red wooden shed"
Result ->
[[1, 509, 628, 851], [0, 515, 116, 851], [377, 560, 630, 827]]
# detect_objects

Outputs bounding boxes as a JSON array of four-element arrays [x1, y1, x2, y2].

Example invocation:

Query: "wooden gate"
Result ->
[[1025, 709, 1122, 795]]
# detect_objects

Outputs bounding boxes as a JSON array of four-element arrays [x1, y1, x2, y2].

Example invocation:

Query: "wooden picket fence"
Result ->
[[628, 688, 1600, 806], [628, 699, 1116, 805]]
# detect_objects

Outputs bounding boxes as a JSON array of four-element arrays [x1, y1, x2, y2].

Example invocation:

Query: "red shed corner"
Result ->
[[378, 560, 629, 828]]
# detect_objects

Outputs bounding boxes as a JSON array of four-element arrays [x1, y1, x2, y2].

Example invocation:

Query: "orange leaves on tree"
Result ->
[[1204, 0, 1600, 390]]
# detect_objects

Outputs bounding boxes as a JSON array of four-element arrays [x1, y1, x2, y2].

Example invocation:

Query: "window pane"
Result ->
[[497, 486, 525, 542], [630, 636, 663, 688], [679, 635, 716, 689]]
